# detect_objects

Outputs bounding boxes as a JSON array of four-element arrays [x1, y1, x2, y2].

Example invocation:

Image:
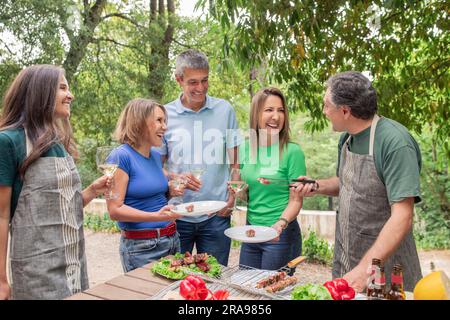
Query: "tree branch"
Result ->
[[101, 12, 143, 28], [93, 37, 144, 53]]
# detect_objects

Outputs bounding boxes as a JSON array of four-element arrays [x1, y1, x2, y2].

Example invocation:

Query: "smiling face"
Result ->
[[145, 106, 167, 147], [176, 68, 209, 110], [54, 74, 74, 119], [258, 95, 286, 137]]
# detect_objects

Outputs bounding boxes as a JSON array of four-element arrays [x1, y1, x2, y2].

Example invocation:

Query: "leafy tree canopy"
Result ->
[[201, 0, 449, 156]]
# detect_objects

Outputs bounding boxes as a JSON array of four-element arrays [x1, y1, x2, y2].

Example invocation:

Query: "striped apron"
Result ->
[[333, 115, 422, 291], [9, 134, 88, 299]]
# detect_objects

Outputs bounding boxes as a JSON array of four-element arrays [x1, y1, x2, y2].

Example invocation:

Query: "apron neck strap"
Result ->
[[369, 114, 380, 156]]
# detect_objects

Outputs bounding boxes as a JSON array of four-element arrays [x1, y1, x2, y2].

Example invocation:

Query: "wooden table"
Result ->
[[66, 262, 174, 300]]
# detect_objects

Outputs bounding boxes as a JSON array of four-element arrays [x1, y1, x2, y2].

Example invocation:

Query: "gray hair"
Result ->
[[175, 49, 209, 77], [325, 71, 377, 119]]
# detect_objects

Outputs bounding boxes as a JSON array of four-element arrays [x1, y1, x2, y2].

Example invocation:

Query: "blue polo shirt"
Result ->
[[156, 95, 243, 223]]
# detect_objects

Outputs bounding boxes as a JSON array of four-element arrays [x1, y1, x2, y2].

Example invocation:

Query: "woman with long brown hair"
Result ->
[[231, 87, 306, 272], [0, 64, 110, 300]]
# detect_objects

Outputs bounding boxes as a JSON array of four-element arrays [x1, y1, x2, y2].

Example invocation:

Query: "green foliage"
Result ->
[[303, 229, 334, 266], [413, 126, 450, 249], [205, 0, 450, 156], [83, 213, 120, 233]]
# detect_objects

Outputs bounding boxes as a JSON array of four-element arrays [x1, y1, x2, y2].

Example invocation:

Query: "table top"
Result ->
[[66, 262, 174, 300]]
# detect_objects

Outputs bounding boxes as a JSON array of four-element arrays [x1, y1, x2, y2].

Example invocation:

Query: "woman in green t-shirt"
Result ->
[[0, 65, 110, 300], [232, 87, 306, 272]]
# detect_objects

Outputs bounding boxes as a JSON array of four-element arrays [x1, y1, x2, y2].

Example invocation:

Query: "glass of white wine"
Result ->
[[190, 163, 206, 181], [189, 163, 206, 201], [96, 146, 119, 200], [167, 164, 188, 205], [228, 168, 248, 212]]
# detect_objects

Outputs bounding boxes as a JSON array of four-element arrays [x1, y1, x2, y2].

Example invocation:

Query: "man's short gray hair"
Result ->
[[325, 71, 377, 119], [175, 49, 209, 77]]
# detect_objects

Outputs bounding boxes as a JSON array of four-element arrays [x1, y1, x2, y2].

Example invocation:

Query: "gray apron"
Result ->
[[9, 133, 88, 299], [333, 115, 422, 291]]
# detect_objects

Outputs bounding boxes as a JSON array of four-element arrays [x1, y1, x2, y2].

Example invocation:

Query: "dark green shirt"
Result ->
[[0, 128, 67, 217], [337, 117, 422, 205]]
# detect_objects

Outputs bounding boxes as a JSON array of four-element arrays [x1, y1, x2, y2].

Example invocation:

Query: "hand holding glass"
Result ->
[[96, 146, 119, 200], [167, 165, 188, 205]]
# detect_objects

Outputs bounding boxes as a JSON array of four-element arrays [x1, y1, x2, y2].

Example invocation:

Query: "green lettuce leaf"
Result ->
[[291, 283, 332, 300]]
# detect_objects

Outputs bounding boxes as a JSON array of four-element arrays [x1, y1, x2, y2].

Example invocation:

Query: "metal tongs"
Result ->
[[257, 177, 318, 190]]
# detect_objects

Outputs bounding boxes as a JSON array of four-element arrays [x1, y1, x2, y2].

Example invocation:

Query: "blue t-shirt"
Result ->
[[111, 144, 169, 230]]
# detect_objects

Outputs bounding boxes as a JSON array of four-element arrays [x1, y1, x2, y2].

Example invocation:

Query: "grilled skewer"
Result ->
[[266, 276, 298, 293], [255, 272, 287, 288]]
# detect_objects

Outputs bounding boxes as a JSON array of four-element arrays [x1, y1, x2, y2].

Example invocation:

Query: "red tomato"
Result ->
[[323, 281, 342, 300], [333, 278, 349, 292], [212, 289, 230, 300], [341, 287, 356, 300]]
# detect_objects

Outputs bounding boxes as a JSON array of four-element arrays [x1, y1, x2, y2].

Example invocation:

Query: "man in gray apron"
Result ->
[[9, 134, 88, 299], [295, 71, 422, 292]]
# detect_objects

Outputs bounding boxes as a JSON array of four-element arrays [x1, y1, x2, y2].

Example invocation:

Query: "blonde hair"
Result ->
[[249, 87, 290, 160], [114, 98, 166, 148]]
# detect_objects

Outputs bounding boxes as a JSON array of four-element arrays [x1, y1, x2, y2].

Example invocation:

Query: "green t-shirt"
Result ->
[[240, 140, 306, 226], [337, 117, 422, 205], [0, 127, 67, 217]]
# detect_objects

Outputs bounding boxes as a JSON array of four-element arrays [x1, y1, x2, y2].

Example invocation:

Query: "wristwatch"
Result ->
[[277, 217, 289, 229]]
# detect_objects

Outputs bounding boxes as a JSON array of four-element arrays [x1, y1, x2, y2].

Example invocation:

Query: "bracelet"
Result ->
[[277, 217, 289, 229]]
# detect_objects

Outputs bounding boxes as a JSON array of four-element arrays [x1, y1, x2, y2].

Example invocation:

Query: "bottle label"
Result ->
[[375, 276, 385, 285], [392, 275, 403, 284]]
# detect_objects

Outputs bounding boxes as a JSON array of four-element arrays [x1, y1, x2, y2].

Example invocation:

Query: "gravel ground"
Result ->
[[84, 229, 450, 289]]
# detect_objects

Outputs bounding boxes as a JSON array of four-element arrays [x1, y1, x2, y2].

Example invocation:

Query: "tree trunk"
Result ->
[[63, 0, 107, 82], [146, 0, 175, 100]]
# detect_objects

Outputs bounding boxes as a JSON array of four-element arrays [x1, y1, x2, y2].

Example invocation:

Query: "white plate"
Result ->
[[224, 225, 278, 243], [171, 201, 228, 217]]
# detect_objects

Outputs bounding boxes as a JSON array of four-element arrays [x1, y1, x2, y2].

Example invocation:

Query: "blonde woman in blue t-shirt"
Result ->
[[106, 99, 183, 272], [231, 87, 306, 272]]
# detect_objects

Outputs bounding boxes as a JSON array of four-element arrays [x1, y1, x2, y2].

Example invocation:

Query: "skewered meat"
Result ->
[[246, 229, 256, 237], [183, 251, 194, 264], [265, 276, 297, 293], [184, 256, 195, 265], [255, 272, 287, 288], [196, 261, 210, 272], [195, 253, 209, 263], [170, 259, 183, 267]]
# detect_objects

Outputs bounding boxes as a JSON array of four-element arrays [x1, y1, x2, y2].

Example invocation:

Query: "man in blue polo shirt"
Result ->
[[158, 49, 242, 266]]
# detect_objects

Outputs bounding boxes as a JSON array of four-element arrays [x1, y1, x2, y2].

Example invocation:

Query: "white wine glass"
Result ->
[[96, 146, 119, 200], [189, 163, 206, 200], [189, 163, 206, 181], [167, 164, 188, 205], [228, 168, 248, 212]]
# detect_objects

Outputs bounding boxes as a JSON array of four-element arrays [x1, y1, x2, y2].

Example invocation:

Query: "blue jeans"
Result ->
[[176, 215, 231, 266], [239, 220, 302, 273], [119, 232, 180, 272]]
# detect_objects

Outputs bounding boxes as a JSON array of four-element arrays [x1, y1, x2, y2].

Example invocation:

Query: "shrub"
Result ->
[[302, 229, 334, 266], [84, 213, 120, 233]]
